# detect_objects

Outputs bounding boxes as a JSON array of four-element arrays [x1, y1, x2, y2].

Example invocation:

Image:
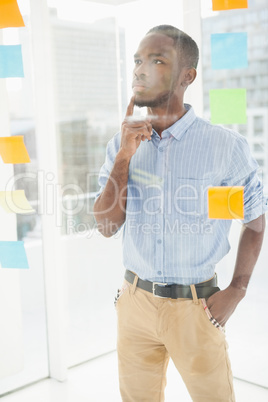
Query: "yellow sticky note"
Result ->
[[208, 186, 244, 220], [0, 0, 25, 28], [212, 0, 248, 10], [0, 190, 35, 214], [0, 136, 30, 164]]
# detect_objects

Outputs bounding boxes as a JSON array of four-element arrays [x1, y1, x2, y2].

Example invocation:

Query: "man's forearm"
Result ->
[[230, 213, 266, 293], [94, 96, 152, 237], [207, 214, 266, 326], [93, 149, 131, 237]]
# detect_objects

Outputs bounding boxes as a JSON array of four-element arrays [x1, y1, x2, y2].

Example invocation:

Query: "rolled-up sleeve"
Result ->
[[223, 135, 268, 223]]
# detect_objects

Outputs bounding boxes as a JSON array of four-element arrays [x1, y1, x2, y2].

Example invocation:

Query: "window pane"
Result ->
[[0, 1, 48, 395], [50, 0, 183, 366], [202, 0, 268, 387]]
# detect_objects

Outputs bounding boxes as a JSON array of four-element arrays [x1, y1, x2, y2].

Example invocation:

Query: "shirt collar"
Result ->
[[163, 104, 196, 141]]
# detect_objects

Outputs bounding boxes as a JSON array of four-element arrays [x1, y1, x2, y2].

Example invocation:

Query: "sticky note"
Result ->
[[0, 190, 35, 214], [0, 241, 29, 269], [212, 0, 248, 11], [0, 0, 25, 28], [208, 186, 244, 219], [209, 89, 247, 124], [211, 33, 248, 69], [0, 136, 30, 164], [0, 45, 24, 78]]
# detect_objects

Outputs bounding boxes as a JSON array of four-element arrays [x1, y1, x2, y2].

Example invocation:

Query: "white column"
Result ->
[[183, 0, 203, 117], [29, 0, 68, 381]]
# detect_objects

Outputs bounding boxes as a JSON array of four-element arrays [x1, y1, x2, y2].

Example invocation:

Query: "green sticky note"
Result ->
[[209, 89, 247, 125]]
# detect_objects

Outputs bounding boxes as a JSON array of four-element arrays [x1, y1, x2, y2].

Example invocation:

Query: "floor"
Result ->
[[1, 351, 268, 402]]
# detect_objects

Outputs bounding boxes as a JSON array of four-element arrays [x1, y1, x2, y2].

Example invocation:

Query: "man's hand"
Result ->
[[120, 96, 152, 159], [206, 286, 246, 327]]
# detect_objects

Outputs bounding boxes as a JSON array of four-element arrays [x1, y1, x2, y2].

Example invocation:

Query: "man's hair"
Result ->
[[146, 25, 199, 69]]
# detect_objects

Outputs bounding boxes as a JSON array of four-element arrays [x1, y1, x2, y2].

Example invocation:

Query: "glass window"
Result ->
[[50, 0, 184, 368], [0, 1, 48, 395], [1, 0, 267, 396], [201, 0, 268, 387], [254, 115, 264, 132]]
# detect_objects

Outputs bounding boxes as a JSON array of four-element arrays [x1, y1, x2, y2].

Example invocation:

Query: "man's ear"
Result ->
[[181, 68, 197, 88]]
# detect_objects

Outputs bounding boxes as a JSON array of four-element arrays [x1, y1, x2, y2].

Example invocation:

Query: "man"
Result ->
[[93, 25, 267, 402]]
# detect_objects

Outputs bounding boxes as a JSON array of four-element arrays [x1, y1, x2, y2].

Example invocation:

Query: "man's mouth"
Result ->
[[132, 82, 148, 92]]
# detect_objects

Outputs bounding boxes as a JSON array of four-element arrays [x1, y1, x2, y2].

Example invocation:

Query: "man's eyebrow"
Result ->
[[150, 52, 168, 57], [134, 52, 168, 58]]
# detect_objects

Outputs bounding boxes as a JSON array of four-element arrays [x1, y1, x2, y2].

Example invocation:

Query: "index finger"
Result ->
[[125, 96, 135, 117]]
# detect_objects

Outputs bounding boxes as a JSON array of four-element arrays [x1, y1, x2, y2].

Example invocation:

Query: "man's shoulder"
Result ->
[[106, 131, 121, 152], [108, 131, 121, 143], [194, 116, 244, 142]]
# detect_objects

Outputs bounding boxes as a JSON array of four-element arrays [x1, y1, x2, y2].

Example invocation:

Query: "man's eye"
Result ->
[[153, 59, 163, 64], [134, 59, 142, 65]]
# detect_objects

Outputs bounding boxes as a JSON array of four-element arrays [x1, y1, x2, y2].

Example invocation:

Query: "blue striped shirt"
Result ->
[[97, 105, 267, 284]]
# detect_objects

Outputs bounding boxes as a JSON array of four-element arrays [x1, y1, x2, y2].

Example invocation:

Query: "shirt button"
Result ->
[[157, 271, 162, 275], [159, 148, 163, 152], [157, 239, 162, 244]]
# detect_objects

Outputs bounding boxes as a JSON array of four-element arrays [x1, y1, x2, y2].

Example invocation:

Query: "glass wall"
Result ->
[[0, 0, 48, 395], [201, 0, 268, 387], [0, 0, 267, 396], [49, 0, 184, 368]]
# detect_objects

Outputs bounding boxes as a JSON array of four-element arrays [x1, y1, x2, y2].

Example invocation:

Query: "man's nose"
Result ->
[[134, 71, 147, 81], [134, 63, 149, 78]]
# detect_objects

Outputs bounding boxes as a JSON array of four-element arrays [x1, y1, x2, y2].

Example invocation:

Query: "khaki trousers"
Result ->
[[116, 275, 235, 402]]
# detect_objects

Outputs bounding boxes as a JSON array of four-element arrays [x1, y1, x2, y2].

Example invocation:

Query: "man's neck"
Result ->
[[147, 103, 187, 137]]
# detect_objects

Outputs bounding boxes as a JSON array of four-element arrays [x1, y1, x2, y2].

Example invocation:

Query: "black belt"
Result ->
[[124, 270, 220, 299]]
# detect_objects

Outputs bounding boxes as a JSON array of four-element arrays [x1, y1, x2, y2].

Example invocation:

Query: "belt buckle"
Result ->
[[153, 282, 168, 298]]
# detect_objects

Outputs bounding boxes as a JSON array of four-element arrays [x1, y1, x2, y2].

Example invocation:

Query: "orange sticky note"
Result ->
[[0, 0, 25, 28], [0, 136, 30, 163], [212, 0, 248, 11], [208, 186, 244, 220], [0, 190, 35, 214]]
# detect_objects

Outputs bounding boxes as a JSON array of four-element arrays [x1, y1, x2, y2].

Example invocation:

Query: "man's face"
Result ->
[[132, 33, 183, 108]]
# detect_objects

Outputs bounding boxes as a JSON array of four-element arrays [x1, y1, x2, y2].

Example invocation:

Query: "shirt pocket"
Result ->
[[174, 178, 211, 222]]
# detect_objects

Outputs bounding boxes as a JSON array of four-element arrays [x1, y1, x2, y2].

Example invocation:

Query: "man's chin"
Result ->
[[134, 99, 152, 108], [134, 93, 171, 108]]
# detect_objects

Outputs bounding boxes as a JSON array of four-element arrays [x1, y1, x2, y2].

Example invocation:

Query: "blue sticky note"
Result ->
[[0, 241, 29, 269], [211, 33, 248, 70], [0, 45, 24, 78]]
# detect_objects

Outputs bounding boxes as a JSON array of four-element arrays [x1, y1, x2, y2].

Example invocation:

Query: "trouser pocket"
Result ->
[[200, 298, 225, 333], [114, 280, 130, 308]]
